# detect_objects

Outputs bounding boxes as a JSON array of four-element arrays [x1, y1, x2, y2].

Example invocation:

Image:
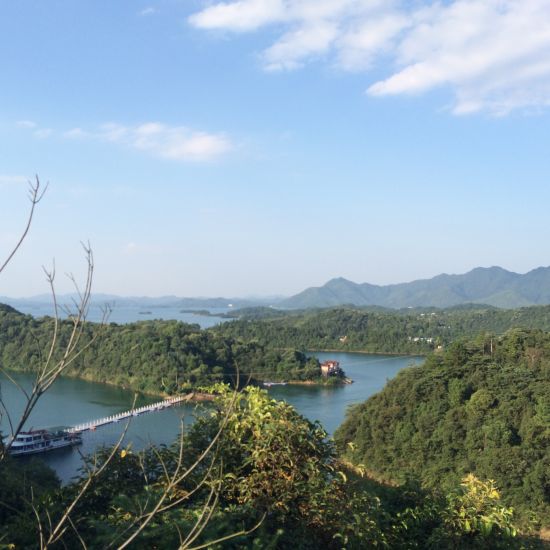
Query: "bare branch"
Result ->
[[2, 245, 109, 458], [44, 399, 136, 548], [0, 175, 47, 275], [0, 180, 262, 549], [114, 380, 241, 549]]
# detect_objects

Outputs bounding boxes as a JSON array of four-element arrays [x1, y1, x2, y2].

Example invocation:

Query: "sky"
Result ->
[[1, 0, 550, 298]]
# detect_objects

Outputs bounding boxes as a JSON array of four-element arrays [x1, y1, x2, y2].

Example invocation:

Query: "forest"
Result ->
[[1, 303, 549, 546], [1, 385, 542, 548], [335, 329, 550, 529], [0, 304, 325, 393], [215, 304, 550, 353]]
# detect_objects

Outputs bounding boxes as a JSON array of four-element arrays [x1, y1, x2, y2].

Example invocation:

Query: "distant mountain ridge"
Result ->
[[280, 266, 550, 309], [0, 293, 273, 311], [5, 266, 550, 312]]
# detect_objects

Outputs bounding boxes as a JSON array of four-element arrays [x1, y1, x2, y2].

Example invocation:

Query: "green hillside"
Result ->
[[282, 266, 550, 309], [215, 304, 550, 354], [0, 304, 322, 393], [334, 329, 550, 526]]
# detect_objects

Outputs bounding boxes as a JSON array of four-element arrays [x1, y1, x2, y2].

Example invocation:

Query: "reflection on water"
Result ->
[[1, 352, 424, 481]]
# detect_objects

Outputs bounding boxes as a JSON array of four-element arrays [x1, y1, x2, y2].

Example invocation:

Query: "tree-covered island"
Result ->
[[0, 303, 347, 395]]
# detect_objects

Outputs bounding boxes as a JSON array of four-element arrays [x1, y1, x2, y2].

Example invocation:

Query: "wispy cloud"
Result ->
[[64, 127, 89, 139], [139, 7, 157, 17], [16, 120, 54, 138], [87, 122, 231, 161], [189, 0, 550, 115], [20, 121, 232, 162]]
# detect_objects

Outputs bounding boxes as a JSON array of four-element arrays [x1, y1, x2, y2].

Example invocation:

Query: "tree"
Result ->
[[0, 179, 252, 549]]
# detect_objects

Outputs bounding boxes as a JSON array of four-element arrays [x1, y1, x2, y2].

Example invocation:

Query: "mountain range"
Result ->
[[280, 266, 550, 309], [4, 266, 550, 312]]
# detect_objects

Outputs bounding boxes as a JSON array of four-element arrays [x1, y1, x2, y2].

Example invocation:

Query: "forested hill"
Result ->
[[0, 304, 321, 393], [282, 266, 550, 309], [214, 304, 550, 354], [334, 329, 550, 526]]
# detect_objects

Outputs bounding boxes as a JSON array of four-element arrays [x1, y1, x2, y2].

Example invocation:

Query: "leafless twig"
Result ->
[[0, 175, 47, 275]]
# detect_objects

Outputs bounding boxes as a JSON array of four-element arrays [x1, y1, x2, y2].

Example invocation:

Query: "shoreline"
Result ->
[[0, 368, 216, 402], [283, 377, 353, 386], [305, 348, 426, 358], [71, 374, 218, 402], [2, 368, 353, 400]]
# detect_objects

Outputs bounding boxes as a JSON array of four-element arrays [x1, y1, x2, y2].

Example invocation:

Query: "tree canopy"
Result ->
[[335, 329, 550, 528], [0, 305, 323, 394]]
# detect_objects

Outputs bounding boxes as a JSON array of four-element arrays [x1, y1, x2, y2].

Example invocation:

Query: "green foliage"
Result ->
[[0, 387, 539, 548], [0, 306, 323, 393], [436, 474, 518, 544], [2, 302, 548, 546], [215, 303, 550, 354], [181, 386, 387, 548], [0, 457, 60, 548], [335, 329, 550, 528], [2, 387, 386, 549]]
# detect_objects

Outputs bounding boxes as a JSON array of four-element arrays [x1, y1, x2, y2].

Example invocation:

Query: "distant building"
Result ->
[[320, 360, 342, 377]]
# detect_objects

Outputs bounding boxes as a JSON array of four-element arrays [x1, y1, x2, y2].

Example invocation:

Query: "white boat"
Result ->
[[6, 428, 82, 456]]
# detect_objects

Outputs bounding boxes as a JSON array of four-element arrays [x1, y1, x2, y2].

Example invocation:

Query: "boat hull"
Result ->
[[7, 430, 83, 457]]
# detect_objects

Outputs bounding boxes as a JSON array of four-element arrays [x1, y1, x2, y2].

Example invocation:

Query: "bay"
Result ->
[[0, 372, 198, 482], [1, 352, 423, 482], [12, 304, 230, 328], [269, 352, 424, 434]]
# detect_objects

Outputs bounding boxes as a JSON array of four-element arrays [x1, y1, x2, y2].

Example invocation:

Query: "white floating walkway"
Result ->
[[66, 395, 190, 434]]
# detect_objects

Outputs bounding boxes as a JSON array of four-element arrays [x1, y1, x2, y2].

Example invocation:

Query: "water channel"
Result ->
[[1, 352, 423, 482]]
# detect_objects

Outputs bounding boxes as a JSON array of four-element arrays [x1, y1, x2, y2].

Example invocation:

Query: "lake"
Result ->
[[12, 304, 230, 328], [0, 352, 423, 482]]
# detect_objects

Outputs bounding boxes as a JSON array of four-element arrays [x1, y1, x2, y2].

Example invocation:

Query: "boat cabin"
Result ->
[[7, 428, 82, 456]]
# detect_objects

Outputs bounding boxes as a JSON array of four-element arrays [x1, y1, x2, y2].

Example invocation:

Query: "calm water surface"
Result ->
[[1, 352, 423, 481], [270, 352, 424, 434], [14, 304, 229, 328], [0, 372, 198, 482]]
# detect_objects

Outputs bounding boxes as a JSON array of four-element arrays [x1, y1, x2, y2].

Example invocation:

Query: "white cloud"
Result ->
[[16, 116, 231, 161], [16, 120, 54, 138], [17, 118, 231, 161], [189, 0, 287, 32], [74, 122, 232, 161], [102, 122, 232, 161], [336, 12, 408, 71], [264, 21, 339, 71], [189, 0, 550, 115]]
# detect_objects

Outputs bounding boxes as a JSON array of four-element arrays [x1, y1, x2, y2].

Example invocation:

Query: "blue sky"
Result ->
[[1, 0, 550, 297]]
